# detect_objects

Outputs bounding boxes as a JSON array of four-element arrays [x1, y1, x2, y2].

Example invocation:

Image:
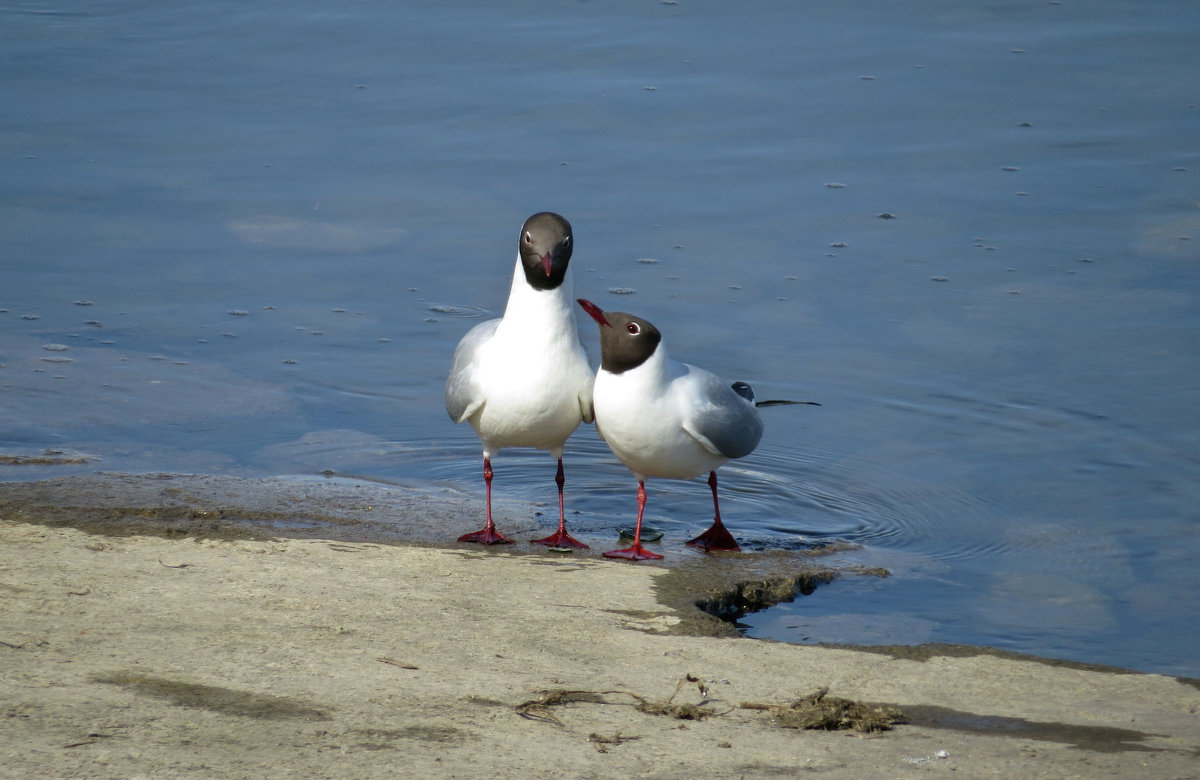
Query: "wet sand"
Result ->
[[1, 474, 1197, 778]]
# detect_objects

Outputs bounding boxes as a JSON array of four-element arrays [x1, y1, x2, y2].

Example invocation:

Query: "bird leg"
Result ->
[[604, 481, 664, 560], [459, 457, 514, 544], [686, 471, 741, 552], [531, 458, 589, 549]]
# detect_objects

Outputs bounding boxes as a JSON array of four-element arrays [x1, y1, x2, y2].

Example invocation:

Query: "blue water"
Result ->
[[2, 0, 1198, 677]]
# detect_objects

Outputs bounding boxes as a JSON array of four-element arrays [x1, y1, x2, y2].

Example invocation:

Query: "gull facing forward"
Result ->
[[444, 213, 593, 548]]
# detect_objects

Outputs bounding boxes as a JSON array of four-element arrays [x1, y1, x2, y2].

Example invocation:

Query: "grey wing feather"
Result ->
[[681, 369, 764, 459], [444, 318, 500, 423]]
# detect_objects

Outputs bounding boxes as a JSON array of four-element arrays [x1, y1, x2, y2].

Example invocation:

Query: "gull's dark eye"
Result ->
[[626, 322, 640, 335], [523, 231, 532, 244]]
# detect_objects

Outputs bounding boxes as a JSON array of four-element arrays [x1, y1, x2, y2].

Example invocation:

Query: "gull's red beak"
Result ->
[[540, 252, 553, 277], [576, 298, 611, 327]]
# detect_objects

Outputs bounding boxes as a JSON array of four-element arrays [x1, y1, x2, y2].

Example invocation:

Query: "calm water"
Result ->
[[2, 1, 1198, 677]]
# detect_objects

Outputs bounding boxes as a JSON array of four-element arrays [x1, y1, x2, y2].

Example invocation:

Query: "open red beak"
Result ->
[[540, 252, 553, 277], [576, 298, 611, 327]]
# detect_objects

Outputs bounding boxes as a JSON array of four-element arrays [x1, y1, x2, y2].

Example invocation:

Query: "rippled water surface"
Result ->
[[3, 0, 1198, 677]]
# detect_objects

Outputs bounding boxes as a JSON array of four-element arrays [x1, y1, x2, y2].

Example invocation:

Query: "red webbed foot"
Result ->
[[530, 530, 589, 549], [603, 543, 664, 561], [685, 520, 741, 552], [458, 526, 514, 545]]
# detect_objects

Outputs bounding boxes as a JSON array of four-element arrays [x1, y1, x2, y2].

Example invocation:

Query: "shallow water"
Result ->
[[2, 0, 1198, 677]]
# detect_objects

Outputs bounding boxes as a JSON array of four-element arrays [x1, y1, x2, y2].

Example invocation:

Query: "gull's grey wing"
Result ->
[[444, 318, 500, 424], [680, 367, 764, 460]]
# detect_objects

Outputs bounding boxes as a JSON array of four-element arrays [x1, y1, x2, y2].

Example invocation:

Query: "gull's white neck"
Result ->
[[496, 256, 577, 337], [602, 340, 673, 391]]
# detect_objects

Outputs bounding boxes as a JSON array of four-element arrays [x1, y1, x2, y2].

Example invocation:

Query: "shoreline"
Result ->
[[1, 473, 1197, 777]]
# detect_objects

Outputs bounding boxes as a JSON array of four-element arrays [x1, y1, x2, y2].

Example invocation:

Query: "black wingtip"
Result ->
[[755, 400, 821, 408]]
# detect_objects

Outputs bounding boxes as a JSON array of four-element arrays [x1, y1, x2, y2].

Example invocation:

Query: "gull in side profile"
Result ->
[[578, 298, 814, 560], [444, 213, 594, 548]]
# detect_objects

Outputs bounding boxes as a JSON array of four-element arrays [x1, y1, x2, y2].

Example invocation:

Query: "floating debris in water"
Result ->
[[878, 212, 897, 219], [1002, 165, 1020, 172], [42, 344, 70, 352], [427, 304, 489, 318], [39, 356, 73, 363], [73, 300, 94, 306], [636, 258, 659, 264], [931, 276, 949, 282], [21, 314, 39, 320], [227, 309, 249, 316], [608, 287, 636, 295], [825, 182, 846, 189], [0, 448, 94, 466]]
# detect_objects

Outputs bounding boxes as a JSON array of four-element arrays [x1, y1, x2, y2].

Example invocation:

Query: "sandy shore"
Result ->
[[1, 473, 1197, 778]]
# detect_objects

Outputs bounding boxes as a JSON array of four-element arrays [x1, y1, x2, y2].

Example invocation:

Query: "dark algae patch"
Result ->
[[516, 675, 904, 740], [516, 674, 730, 727], [695, 569, 840, 621], [741, 687, 903, 733]]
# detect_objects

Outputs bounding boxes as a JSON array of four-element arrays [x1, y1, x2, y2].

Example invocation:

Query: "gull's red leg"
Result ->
[[686, 471, 741, 552], [531, 458, 588, 549], [604, 481, 663, 561], [459, 457, 514, 544]]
